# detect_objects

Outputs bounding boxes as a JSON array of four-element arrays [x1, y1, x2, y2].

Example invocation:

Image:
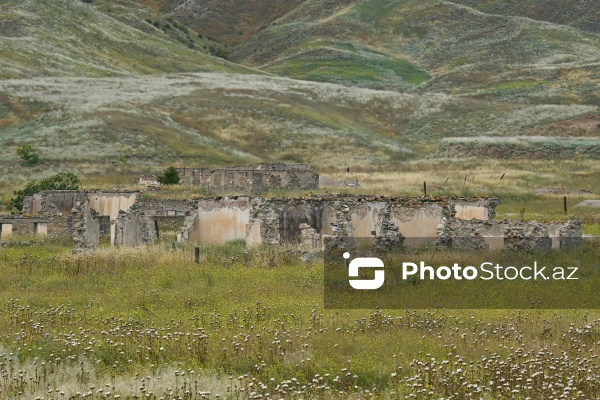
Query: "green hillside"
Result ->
[[447, 0, 600, 33], [0, 0, 598, 205], [0, 0, 253, 79], [162, 0, 308, 47], [230, 0, 600, 103]]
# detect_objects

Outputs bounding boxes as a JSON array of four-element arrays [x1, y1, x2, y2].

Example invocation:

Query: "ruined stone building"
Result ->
[[0, 190, 582, 253], [177, 163, 319, 193]]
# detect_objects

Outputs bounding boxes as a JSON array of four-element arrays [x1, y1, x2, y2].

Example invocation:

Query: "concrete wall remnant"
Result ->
[[0, 223, 12, 238], [24, 191, 140, 220], [0, 215, 71, 240], [178, 163, 319, 194], [191, 197, 252, 244], [449, 198, 500, 221], [114, 211, 154, 247]]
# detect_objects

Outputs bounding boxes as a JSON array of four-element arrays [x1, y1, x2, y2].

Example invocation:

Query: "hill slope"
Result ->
[[230, 0, 600, 103], [0, 0, 599, 204], [0, 0, 253, 79], [0, 73, 595, 183], [165, 0, 308, 47], [446, 0, 600, 34]]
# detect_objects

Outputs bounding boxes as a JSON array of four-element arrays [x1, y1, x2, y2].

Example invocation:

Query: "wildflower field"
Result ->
[[1, 242, 600, 399]]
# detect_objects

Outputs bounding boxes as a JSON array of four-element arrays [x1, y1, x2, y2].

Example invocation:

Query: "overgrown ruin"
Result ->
[[0, 189, 582, 253], [177, 163, 319, 193]]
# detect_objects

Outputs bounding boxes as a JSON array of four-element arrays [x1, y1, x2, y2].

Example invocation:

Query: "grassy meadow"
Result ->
[[1, 241, 600, 399], [0, 159, 599, 398]]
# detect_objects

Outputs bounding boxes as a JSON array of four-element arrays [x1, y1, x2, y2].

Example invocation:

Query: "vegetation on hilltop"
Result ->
[[230, 0, 600, 102], [0, 0, 254, 79], [161, 0, 308, 47], [447, 0, 600, 34]]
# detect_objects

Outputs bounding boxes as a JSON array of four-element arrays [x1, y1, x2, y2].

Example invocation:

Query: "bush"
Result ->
[[208, 45, 229, 59], [16, 145, 41, 166], [10, 172, 80, 212], [157, 166, 180, 185]]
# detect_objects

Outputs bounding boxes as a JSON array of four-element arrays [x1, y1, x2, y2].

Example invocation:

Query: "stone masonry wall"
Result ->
[[448, 218, 582, 251], [177, 163, 319, 194], [72, 198, 101, 252], [0, 216, 71, 241]]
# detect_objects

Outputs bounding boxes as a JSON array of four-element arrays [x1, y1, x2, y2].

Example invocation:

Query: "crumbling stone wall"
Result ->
[[548, 219, 584, 249], [22, 191, 577, 253], [181, 195, 453, 248], [139, 198, 189, 217], [448, 218, 582, 251], [0, 216, 71, 240], [181, 195, 581, 250], [178, 163, 319, 194], [246, 197, 324, 245], [24, 190, 140, 220], [25, 191, 87, 216], [139, 198, 189, 242], [114, 202, 154, 247], [72, 198, 101, 252]]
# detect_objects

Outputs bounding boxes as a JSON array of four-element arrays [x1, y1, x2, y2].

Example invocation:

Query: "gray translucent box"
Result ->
[[323, 237, 600, 309]]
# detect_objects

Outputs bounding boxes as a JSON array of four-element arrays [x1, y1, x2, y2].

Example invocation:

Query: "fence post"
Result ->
[[195, 247, 200, 264]]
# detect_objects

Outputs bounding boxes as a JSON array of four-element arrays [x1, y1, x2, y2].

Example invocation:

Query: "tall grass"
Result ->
[[0, 243, 600, 398]]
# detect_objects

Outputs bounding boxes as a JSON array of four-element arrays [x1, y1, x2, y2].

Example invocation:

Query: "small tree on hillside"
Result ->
[[10, 172, 80, 212], [16, 145, 41, 166], [157, 166, 181, 185]]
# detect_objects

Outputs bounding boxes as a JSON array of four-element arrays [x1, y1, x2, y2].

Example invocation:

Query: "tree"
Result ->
[[10, 172, 80, 212], [157, 166, 181, 185], [16, 145, 41, 166]]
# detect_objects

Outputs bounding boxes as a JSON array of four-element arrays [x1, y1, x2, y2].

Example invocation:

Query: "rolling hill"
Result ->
[[165, 0, 308, 47], [446, 0, 600, 34], [230, 0, 600, 103], [0, 0, 253, 79], [0, 0, 599, 206]]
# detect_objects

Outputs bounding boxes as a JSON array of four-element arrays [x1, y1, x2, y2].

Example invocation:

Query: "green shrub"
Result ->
[[16, 145, 41, 166], [10, 172, 80, 212], [157, 166, 180, 185]]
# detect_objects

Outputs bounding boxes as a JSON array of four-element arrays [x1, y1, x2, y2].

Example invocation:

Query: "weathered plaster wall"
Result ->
[[191, 197, 251, 244], [391, 203, 446, 246], [26, 191, 87, 216], [114, 206, 154, 247], [348, 201, 387, 237], [450, 198, 500, 221], [87, 192, 139, 221], [25, 191, 139, 221], [0, 223, 12, 238]]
